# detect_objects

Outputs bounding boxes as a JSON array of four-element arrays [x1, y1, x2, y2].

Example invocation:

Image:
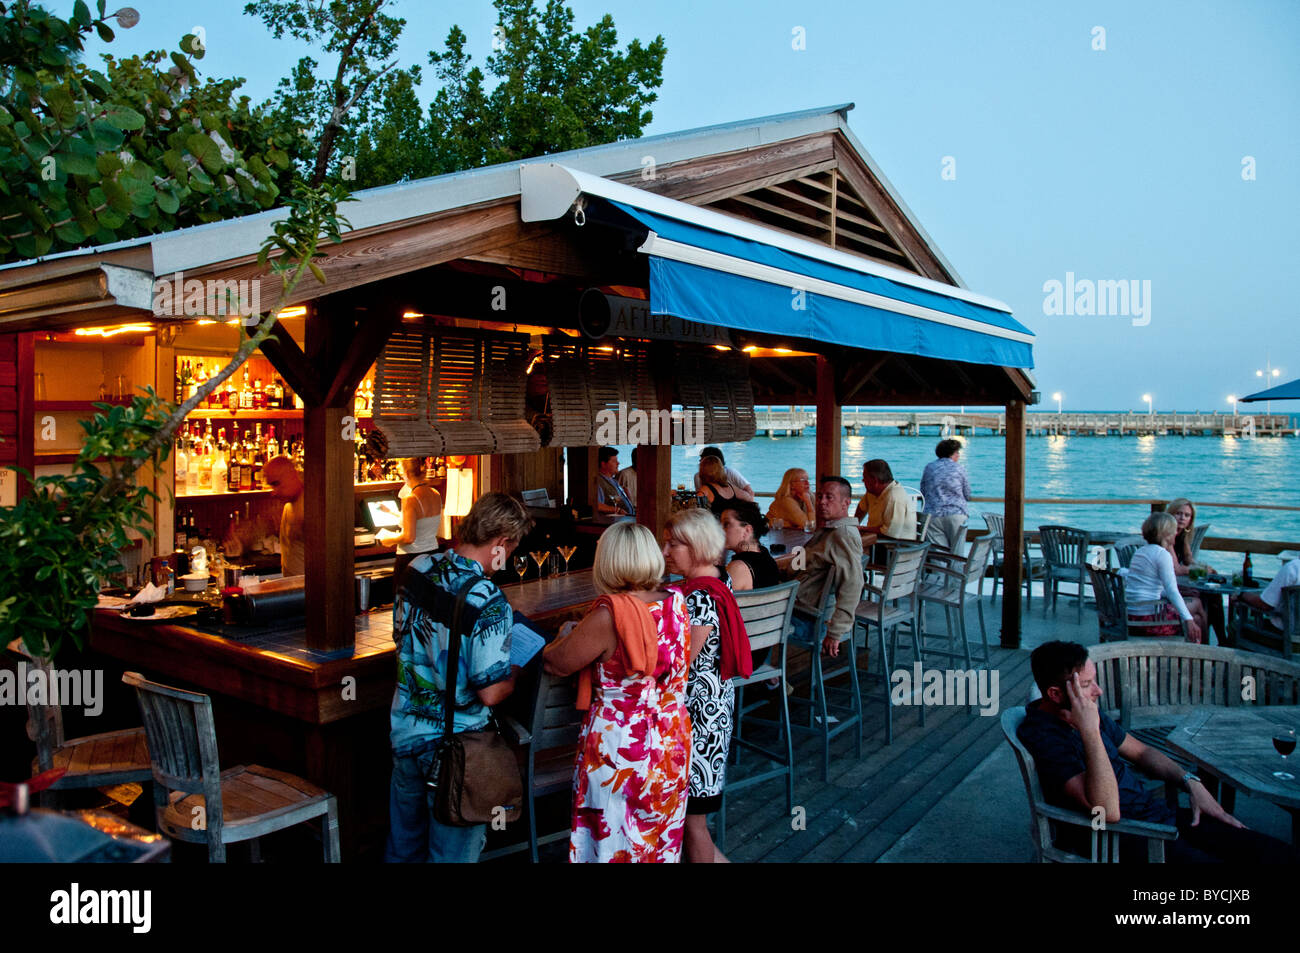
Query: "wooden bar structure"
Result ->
[[0, 105, 1035, 858]]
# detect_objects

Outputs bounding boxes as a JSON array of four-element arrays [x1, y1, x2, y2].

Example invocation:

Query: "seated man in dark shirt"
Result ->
[[1018, 640, 1295, 863]]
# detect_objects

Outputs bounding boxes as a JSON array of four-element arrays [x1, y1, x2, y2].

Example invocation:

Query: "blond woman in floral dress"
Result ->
[[544, 521, 692, 862]]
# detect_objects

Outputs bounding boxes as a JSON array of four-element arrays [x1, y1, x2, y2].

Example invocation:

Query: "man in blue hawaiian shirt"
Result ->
[[386, 492, 533, 863]]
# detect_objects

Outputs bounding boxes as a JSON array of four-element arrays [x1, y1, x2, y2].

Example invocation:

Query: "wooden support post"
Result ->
[[1001, 399, 1026, 648], [302, 301, 357, 652], [635, 343, 674, 538], [815, 355, 841, 479], [15, 332, 35, 499]]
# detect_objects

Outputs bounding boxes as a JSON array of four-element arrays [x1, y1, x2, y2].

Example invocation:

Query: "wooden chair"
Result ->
[[853, 543, 929, 744], [1113, 538, 1142, 570], [8, 643, 153, 804], [1088, 567, 1189, 642], [1002, 707, 1177, 862], [719, 580, 800, 853], [1235, 585, 1300, 661], [502, 669, 583, 863], [1088, 641, 1300, 808], [982, 512, 1006, 603], [1038, 525, 1093, 623], [788, 570, 863, 781], [122, 672, 339, 862], [917, 536, 995, 672]]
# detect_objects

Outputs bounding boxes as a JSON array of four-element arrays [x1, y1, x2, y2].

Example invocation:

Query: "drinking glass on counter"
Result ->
[[1273, 726, 1296, 781], [531, 549, 549, 578], [513, 555, 528, 583], [558, 544, 577, 573]]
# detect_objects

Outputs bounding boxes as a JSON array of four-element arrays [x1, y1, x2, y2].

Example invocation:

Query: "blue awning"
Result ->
[[520, 163, 1034, 369], [1241, 376, 1300, 402]]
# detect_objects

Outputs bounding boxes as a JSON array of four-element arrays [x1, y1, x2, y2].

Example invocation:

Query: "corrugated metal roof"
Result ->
[[2, 103, 958, 284]]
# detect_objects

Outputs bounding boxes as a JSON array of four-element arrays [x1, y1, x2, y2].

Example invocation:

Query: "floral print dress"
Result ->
[[570, 591, 693, 863]]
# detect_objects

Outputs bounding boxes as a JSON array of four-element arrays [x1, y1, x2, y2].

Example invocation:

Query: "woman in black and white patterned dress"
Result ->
[[663, 508, 733, 863]]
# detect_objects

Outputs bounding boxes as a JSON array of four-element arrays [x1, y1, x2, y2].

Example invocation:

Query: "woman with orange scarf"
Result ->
[[543, 521, 692, 863]]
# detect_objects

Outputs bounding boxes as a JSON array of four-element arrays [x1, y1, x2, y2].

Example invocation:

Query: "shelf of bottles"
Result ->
[[173, 352, 389, 497]]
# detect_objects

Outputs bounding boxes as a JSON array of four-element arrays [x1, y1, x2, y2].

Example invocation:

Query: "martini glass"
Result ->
[[558, 544, 577, 573], [531, 549, 549, 579], [1273, 726, 1296, 780]]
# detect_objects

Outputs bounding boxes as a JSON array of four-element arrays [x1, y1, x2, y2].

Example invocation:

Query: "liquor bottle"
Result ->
[[1243, 552, 1253, 586], [224, 380, 238, 412], [190, 360, 205, 402], [228, 440, 241, 493], [211, 437, 227, 493], [266, 425, 280, 461], [239, 430, 253, 491], [198, 435, 214, 491], [252, 423, 265, 487], [254, 378, 267, 411], [175, 426, 190, 488], [239, 371, 253, 410], [186, 431, 201, 491]]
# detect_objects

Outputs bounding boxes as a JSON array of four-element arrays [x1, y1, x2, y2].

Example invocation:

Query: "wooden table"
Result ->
[[1164, 705, 1300, 841], [501, 569, 599, 626]]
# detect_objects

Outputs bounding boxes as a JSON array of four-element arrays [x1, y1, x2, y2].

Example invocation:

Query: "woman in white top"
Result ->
[[1125, 511, 1206, 642], [378, 457, 443, 583]]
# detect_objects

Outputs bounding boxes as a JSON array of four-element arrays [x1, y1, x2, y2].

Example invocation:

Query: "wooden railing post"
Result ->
[[1001, 399, 1026, 648]]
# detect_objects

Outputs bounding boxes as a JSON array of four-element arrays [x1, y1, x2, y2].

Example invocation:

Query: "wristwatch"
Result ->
[[1181, 771, 1202, 789]]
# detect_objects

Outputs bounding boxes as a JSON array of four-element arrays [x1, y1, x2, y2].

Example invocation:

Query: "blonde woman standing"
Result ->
[[544, 521, 692, 863], [663, 508, 750, 863]]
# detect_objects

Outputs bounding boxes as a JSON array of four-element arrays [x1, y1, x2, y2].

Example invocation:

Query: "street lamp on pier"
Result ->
[[1227, 394, 1238, 419], [1142, 393, 1153, 415], [1255, 360, 1283, 415], [1052, 391, 1062, 414]]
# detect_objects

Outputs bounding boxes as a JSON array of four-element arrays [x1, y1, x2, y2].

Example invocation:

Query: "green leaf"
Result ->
[[44, 86, 77, 126], [156, 187, 180, 215], [95, 21, 114, 43], [54, 220, 85, 245], [104, 106, 146, 132], [73, 0, 91, 26], [96, 206, 126, 230], [186, 133, 222, 174], [95, 152, 124, 176], [101, 178, 131, 211], [90, 119, 125, 150]]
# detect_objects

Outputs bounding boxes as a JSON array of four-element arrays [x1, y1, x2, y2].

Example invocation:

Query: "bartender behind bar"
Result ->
[[265, 456, 306, 576], [592, 446, 635, 519]]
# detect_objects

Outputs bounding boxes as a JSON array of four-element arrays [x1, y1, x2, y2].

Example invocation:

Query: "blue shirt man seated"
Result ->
[[1017, 640, 1295, 863]]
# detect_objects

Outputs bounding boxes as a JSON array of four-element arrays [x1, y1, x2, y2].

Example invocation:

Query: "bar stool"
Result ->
[[123, 672, 340, 862]]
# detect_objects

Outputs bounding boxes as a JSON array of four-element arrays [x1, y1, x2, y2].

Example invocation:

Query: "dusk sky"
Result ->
[[73, 0, 1299, 412]]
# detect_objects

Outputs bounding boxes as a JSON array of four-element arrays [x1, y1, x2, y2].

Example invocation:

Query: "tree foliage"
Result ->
[[338, 0, 667, 188], [245, 0, 408, 185], [0, 0, 309, 262]]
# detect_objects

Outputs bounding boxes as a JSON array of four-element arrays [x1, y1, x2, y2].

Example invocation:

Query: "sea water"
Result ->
[[655, 428, 1298, 573]]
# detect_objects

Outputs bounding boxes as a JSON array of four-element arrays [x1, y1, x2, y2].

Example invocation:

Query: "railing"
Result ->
[[748, 492, 1300, 555]]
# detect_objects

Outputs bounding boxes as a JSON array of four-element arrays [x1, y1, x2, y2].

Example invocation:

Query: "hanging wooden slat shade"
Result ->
[[541, 336, 666, 446], [372, 326, 541, 457], [429, 331, 494, 454], [372, 327, 442, 456], [480, 332, 541, 455], [674, 345, 756, 444]]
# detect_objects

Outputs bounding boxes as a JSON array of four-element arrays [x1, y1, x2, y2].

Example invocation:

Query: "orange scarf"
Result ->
[[576, 593, 662, 710]]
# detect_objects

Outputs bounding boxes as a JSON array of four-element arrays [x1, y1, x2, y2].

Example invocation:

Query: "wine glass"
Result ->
[[512, 555, 528, 583], [1273, 726, 1296, 780], [531, 549, 549, 579], [558, 544, 577, 573]]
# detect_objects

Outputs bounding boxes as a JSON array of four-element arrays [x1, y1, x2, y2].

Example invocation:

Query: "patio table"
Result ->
[[1164, 705, 1300, 843]]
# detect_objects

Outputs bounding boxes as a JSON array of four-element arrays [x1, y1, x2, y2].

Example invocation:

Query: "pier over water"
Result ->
[[752, 408, 1296, 437]]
